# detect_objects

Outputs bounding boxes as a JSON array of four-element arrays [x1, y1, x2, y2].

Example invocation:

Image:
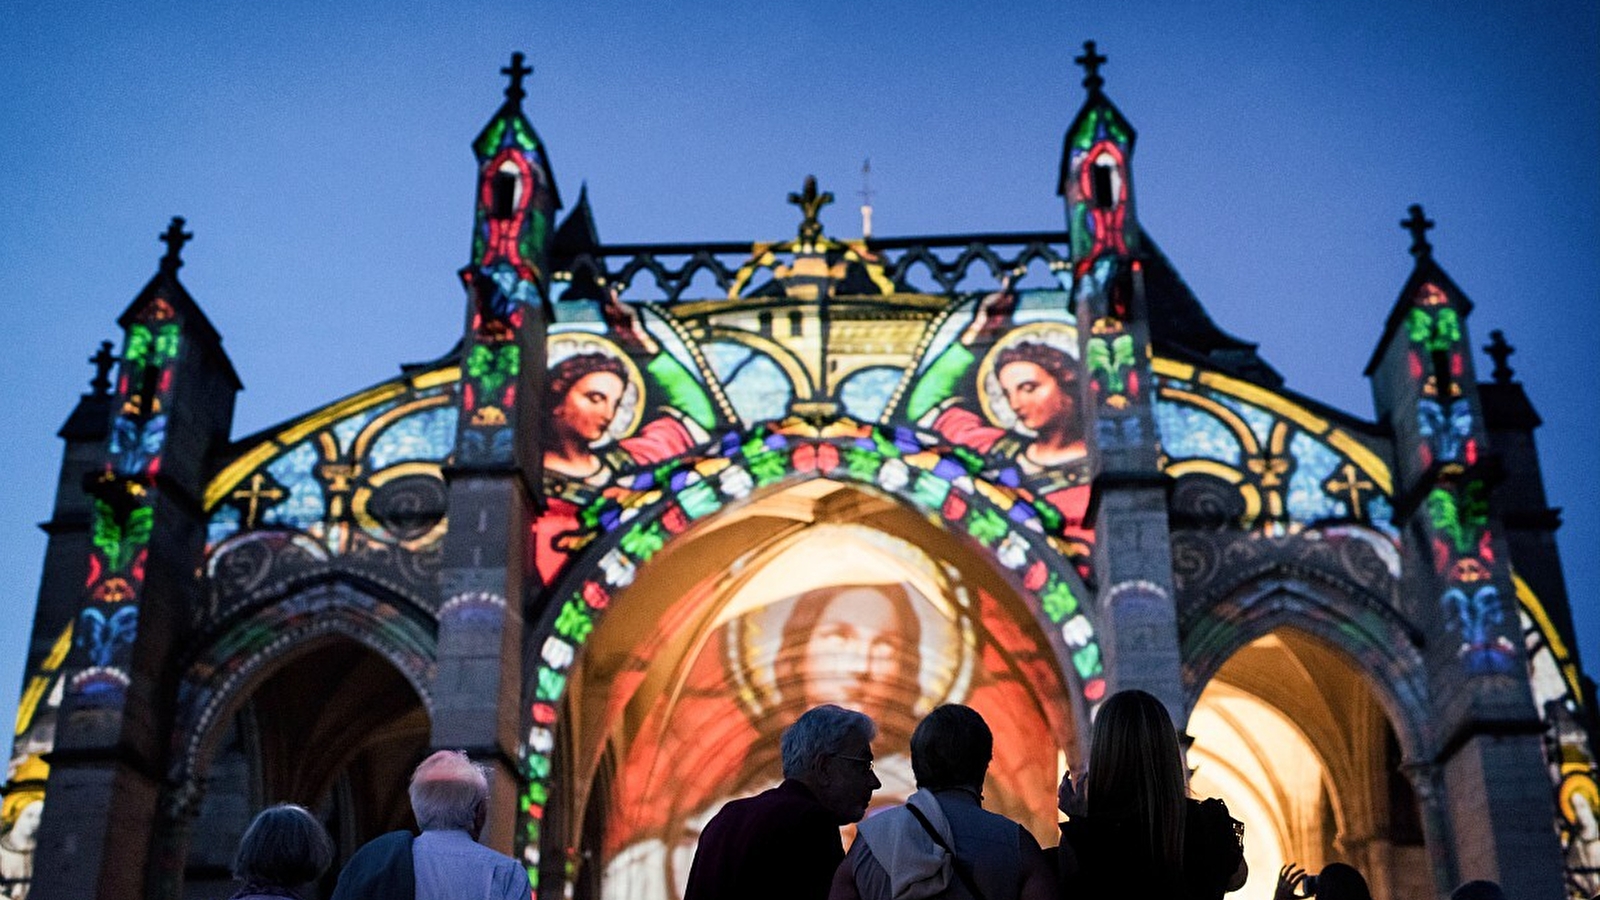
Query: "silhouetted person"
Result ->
[[685, 705, 881, 900], [229, 804, 334, 900], [1057, 690, 1247, 900], [1450, 880, 1506, 900], [1273, 862, 1369, 900], [331, 750, 526, 900], [830, 704, 1055, 900]]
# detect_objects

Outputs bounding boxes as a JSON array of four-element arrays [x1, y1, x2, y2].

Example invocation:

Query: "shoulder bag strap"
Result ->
[[905, 803, 986, 900]]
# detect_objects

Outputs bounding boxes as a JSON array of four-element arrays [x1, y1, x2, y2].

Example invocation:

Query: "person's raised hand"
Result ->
[[1057, 768, 1087, 818], [961, 274, 1018, 344], [1274, 863, 1309, 900]]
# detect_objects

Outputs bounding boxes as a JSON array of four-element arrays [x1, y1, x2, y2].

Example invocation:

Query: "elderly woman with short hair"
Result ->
[[230, 804, 334, 900]]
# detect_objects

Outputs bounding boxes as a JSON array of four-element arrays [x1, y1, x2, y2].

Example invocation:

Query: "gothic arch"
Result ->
[[1181, 570, 1430, 765], [144, 579, 436, 899], [1182, 572, 1438, 900], [170, 577, 436, 790], [516, 425, 1107, 889]]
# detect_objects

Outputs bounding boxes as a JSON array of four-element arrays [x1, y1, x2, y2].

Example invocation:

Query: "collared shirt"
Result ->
[[412, 829, 529, 900]]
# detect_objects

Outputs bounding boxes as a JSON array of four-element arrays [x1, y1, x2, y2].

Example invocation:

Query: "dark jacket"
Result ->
[[684, 779, 845, 900], [1058, 797, 1243, 900], [330, 830, 416, 900], [845, 788, 1037, 900]]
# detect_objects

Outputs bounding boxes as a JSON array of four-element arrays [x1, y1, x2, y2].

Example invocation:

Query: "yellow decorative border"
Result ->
[[1517, 572, 1581, 701], [1151, 356, 1392, 496], [14, 625, 71, 737], [204, 366, 460, 511]]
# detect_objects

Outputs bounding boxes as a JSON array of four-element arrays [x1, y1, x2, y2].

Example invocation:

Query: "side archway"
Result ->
[[1182, 572, 1429, 758], [151, 579, 437, 900], [1182, 574, 1434, 900]]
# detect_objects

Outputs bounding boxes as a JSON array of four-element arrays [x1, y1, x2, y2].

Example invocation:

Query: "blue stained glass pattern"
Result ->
[[1216, 395, 1274, 449], [1287, 431, 1342, 522], [1154, 399, 1242, 464], [207, 505, 241, 547], [702, 342, 750, 382], [839, 367, 903, 423], [332, 399, 399, 454], [1158, 377, 1398, 542], [1366, 495, 1400, 539], [367, 406, 458, 469], [263, 441, 325, 528], [704, 342, 791, 424]]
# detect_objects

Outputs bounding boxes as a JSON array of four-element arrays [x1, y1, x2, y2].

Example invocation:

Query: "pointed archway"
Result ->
[[533, 477, 1092, 900], [516, 423, 1110, 897], [177, 636, 431, 898], [158, 581, 437, 900], [1189, 627, 1429, 900]]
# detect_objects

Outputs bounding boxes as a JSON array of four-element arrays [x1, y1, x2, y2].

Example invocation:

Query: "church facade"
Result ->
[[4, 47, 1591, 900]]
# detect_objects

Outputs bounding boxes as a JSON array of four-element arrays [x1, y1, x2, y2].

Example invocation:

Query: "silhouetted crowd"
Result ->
[[221, 691, 1518, 900]]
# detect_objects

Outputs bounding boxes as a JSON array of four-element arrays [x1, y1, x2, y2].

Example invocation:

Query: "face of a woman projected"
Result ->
[[798, 586, 909, 717], [999, 359, 1074, 436], [554, 370, 625, 445]]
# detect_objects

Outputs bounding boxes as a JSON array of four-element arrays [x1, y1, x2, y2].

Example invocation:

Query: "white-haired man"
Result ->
[[331, 750, 527, 900], [684, 704, 882, 900]]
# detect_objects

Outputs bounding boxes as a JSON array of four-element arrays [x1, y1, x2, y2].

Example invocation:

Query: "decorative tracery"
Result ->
[[203, 370, 458, 621], [1153, 359, 1395, 538]]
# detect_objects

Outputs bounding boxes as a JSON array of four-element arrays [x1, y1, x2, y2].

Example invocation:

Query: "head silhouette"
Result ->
[[911, 704, 993, 793], [1085, 689, 1188, 878]]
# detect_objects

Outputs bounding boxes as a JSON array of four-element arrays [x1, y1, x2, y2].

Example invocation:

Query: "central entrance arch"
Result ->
[[537, 477, 1091, 900]]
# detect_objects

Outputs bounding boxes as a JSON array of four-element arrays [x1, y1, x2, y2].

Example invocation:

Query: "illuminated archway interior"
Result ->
[[1189, 630, 1426, 900], [553, 480, 1081, 900], [181, 638, 430, 898]]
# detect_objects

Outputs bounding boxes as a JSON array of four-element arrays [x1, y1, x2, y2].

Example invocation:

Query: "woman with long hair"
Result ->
[[1057, 689, 1247, 900], [542, 351, 632, 484]]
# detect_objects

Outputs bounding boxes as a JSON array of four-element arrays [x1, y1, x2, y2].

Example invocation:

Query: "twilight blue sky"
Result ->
[[0, 1, 1595, 745]]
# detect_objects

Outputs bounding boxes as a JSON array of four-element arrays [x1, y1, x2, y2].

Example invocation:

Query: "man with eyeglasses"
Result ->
[[685, 704, 882, 900]]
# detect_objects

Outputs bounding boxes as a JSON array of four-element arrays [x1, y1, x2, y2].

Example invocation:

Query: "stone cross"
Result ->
[[89, 341, 117, 396], [1484, 329, 1515, 384], [1075, 40, 1108, 92], [502, 52, 532, 103], [159, 216, 192, 273], [1401, 204, 1434, 258]]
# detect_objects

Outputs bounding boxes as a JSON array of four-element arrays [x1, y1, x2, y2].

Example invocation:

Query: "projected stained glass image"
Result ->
[[587, 525, 1068, 900], [541, 336, 648, 485], [903, 290, 1088, 536]]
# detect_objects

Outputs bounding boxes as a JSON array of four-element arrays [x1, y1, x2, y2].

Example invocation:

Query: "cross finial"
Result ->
[[502, 52, 532, 104], [1075, 40, 1108, 93], [159, 216, 192, 274], [1401, 203, 1434, 258], [787, 175, 834, 244], [1484, 329, 1516, 384], [89, 340, 117, 396], [858, 158, 875, 240]]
